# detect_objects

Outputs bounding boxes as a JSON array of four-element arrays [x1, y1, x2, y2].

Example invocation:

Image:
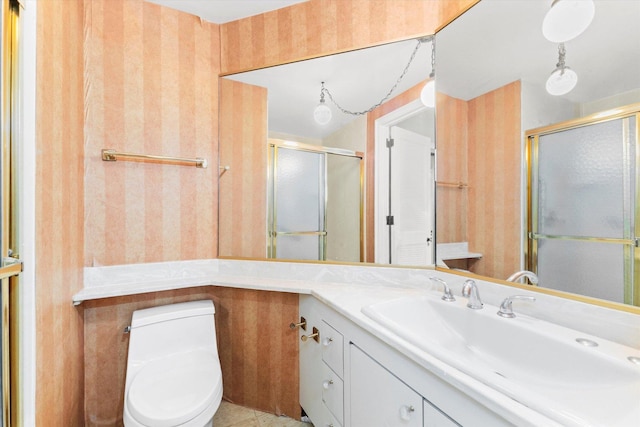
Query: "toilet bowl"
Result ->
[[123, 300, 223, 427]]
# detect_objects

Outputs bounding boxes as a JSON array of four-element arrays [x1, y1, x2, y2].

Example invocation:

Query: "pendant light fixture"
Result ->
[[313, 37, 432, 124], [542, 0, 595, 43], [420, 37, 436, 108], [313, 82, 332, 125], [546, 43, 578, 96]]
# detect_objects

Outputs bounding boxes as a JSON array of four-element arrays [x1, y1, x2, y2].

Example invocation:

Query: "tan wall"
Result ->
[[83, 0, 220, 267], [34, 0, 478, 425], [36, 0, 85, 425], [218, 79, 268, 258], [436, 82, 521, 278], [436, 93, 469, 243], [84, 287, 299, 426], [219, 0, 477, 74], [467, 80, 521, 278]]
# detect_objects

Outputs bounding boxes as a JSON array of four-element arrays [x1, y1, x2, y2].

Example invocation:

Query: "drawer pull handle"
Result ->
[[399, 405, 415, 421], [301, 327, 320, 343], [289, 316, 307, 331], [322, 379, 334, 389], [323, 337, 333, 346]]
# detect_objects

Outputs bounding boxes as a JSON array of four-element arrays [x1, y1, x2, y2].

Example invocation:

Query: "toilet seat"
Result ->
[[127, 351, 222, 427]]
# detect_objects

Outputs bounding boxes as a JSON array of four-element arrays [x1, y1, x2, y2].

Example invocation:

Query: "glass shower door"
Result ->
[[529, 115, 638, 304], [269, 146, 327, 260]]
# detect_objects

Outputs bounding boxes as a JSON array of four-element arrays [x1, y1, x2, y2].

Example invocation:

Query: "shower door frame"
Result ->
[[525, 103, 640, 306], [267, 140, 364, 262]]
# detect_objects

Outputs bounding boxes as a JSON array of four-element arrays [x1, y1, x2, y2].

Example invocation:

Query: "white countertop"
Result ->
[[74, 258, 640, 426]]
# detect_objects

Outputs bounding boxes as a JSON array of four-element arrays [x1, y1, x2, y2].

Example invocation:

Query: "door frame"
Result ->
[[374, 99, 435, 265]]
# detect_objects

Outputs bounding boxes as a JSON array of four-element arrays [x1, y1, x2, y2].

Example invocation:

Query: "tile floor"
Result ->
[[213, 401, 313, 427]]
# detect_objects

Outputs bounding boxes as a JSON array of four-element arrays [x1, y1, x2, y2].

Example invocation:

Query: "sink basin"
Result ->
[[362, 293, 640, 426]]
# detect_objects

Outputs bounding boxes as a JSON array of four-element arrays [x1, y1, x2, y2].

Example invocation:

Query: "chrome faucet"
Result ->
[[497, 295, 536, 318], [461, 279, 483, 309], [506, 270, 539, 286], [429, 277, 455, 302]]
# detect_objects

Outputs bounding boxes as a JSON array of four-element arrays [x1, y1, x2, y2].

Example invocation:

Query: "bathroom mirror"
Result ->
[[435, 0, 640, 307], [218, 37, 436, 265], [218, 0, 640, 310]]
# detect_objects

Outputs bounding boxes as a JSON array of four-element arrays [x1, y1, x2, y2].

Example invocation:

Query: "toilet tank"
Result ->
[[127, 300, 218, 365]]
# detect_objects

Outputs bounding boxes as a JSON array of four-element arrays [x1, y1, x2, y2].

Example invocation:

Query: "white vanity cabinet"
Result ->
[[350, 344, 423, 426], [299, 295, 513, 427], [299, 296, 346, 426], [351, 344, 459, 427]]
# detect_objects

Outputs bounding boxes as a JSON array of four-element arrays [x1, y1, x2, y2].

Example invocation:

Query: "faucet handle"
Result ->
[[429, 277, 456, 302], [462, 279, 483, 309], [498, 295, 536, 318]]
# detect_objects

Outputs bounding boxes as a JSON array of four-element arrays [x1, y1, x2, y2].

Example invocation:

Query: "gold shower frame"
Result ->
[[525, 103, 640, 307]]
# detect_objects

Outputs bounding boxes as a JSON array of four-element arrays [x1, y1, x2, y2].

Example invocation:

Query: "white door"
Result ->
[[389, 126, 434, 266]]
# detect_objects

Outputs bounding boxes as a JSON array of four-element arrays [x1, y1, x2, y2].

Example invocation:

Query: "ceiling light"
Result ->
[[420, 38, 436, 108], [546, 43, 578, 96], [313, 82, 332, 125], [420, 80, 435, 108], [313, 37, 432, 122], [542, 0, 595, 43]]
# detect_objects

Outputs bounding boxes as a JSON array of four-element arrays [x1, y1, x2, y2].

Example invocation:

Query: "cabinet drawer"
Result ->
[[321, 320, 344, 377], [321, 362, 344, 425], [424, 399, 461, 426], [320, 403, 342, 427]]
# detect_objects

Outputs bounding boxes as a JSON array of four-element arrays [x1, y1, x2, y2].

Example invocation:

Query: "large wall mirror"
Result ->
[[436, 0, 640, 308], [218, 37, 436, 266], [218, 0, 640, 311]]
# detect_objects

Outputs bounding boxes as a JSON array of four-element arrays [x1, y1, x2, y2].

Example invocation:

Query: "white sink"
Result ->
[[362, 293, 640, 426]]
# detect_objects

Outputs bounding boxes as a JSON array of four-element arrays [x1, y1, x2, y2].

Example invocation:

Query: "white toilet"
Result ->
[[123, 300, 223, 427]]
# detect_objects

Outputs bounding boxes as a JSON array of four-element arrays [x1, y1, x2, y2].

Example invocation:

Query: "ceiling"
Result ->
[[145, 0, 309, 24], [147, 0, 640, 140], [437, 0, 640, 103]]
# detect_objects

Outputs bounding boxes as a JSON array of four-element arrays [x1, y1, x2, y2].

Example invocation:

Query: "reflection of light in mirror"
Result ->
[[542, 0, 595, 43], [314, 102, 332, 125], [420, 80, 435, 107], [546, 67, 578, 96]]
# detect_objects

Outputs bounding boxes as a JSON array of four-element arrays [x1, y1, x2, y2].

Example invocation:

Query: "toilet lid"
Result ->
[[127, 351, 222, 427]]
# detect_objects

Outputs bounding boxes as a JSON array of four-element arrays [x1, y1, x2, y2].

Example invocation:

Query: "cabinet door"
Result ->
[[350, 345, 422, 427], [300, 296, 324, 423], [424, 399, 460, 427]]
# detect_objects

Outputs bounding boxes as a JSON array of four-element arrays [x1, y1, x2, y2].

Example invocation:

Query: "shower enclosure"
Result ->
[[267, 141, 363, 262], [526, 106, 640, 306]]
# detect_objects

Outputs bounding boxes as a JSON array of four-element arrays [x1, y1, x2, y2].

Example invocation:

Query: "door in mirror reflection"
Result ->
[[528, 112, 638, 305], [268, 143, 363, 262]]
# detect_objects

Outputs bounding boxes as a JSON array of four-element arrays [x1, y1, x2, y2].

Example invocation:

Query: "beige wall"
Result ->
[[467, 80, 521, 278], [33, 0, 478, 425], [36, 0, 85, 424], [437, 81, 521, 279], [84, 287, 299, 426], [83, 0, 220, 267]]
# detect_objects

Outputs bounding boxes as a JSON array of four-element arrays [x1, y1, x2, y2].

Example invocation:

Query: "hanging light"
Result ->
[[420, 38, 436, 108], [313, 38, 432, 121], [542, 0, 595, 43], [313, 82, 332, 125], [546, 43, 578, 96]]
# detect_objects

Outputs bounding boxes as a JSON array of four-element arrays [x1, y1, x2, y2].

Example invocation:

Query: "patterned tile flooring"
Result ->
[[213, 401, 313, 427]]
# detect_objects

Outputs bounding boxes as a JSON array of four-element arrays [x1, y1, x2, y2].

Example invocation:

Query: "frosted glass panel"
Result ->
[[537, 239, 625, 303], [275, 148, 325, 232], [276, 235, 322, 260], [537, 118, 635, 238], [326, 154, 361, 262]]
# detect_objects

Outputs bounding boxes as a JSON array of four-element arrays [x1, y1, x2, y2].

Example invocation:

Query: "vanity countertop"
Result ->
[[74, 258, 640, 427]]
